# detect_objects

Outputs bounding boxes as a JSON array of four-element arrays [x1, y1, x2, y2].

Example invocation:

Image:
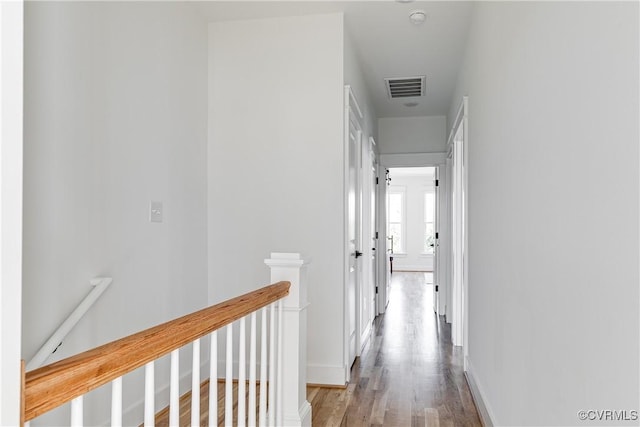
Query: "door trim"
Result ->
[[447, 96, 469, 369], [378, 155, 447, 326]]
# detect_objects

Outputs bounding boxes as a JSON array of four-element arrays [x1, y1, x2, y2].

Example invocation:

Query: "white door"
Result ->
[[383, 170, 391, 310], [359, 138, 377, 351], [437, 164, 449, 317], [451, 114, 466, 348], [369, 147, 377, 324], [451, 131, 462, 345], [433, 168, 440, 313], [359, 136, 376, 354], [346, 91, 362, 369]]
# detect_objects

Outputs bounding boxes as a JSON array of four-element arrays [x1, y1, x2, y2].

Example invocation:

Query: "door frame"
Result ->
[[0, 2, 24, 424], [378, 153, 448, 320], [376, 167, 388, 315], [432, 167, 440, 314], [447, 96, 469, 368], [343, 85, 364, 382]]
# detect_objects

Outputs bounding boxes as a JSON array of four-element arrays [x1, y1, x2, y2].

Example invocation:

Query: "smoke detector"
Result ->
[[409, 10, 427, 25]]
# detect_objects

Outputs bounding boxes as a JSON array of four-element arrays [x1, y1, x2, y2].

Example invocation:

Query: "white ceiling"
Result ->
[[195, 1, 474, 119]]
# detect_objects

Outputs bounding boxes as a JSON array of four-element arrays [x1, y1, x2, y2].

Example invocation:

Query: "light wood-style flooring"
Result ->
[[307, 272, 481, 426], [154, 272, 481, 426]]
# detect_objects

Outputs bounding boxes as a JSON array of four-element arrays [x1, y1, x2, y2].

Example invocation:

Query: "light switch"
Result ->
[[150, 201, 163, 223]]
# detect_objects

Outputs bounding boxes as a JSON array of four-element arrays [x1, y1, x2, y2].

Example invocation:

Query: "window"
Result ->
[[424, 191, 435, 254], [387, 187, 405, 253]]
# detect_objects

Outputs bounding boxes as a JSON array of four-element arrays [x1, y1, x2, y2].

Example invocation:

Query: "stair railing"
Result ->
[[26, 277, 113, 371], [23, 252, 311, 427]]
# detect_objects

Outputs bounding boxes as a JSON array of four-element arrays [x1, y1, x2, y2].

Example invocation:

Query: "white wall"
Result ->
[[388, 174, 434, 272], [344, 28, 377, 145], [0, 2, 23, 424], [378, 116, 446, 154], [450, 2, 639, 425], [209, 13, 347, 385], [23, 3, 208, 424]]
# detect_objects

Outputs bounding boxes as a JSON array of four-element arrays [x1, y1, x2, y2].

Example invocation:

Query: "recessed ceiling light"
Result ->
[[404, 102, 419, 107], [409, 10, 427, 25]]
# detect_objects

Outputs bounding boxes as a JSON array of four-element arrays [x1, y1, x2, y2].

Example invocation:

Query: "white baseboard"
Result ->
[[360, 322, 372, 354], [215, 359, 347, 387], [307, 363, 346, 386], [217, 359, 244, 378], [465, 358, 496, 427]]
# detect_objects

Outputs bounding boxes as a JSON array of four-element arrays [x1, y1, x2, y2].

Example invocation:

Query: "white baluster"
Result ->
[[192, 339, 201, 427], [248, 312, 257, 427], [111, 377, 122, 427], [259, 308, 267, 427], [209, 331, 218, 427], [170, 349, 180, 427], [70, 395, 83, 427], [238, 316, 246, 427], [144, 362, 155, 427], [225, 323, 233, 427], [265, 253, 312, 427], [276, 301, 284, 427], [268, 303, 275, 427]]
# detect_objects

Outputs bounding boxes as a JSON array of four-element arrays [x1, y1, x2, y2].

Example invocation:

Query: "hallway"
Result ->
[[308, 272, 481, 426]]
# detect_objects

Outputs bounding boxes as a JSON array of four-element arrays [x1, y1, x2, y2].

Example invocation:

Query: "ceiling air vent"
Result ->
[[385, 76, 426, 99]]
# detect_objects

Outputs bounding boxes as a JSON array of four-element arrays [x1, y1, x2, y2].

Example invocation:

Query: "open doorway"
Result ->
[[376, 154, 449, 319], [386, 167, 440, 312], [386, 167, 437, 272]]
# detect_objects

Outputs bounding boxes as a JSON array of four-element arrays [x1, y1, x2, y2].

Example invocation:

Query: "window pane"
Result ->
[[424, 222, 434, 254], [389, 193, 402, 223], [424, 192, 434, 222], [388, 223, 402, 253]]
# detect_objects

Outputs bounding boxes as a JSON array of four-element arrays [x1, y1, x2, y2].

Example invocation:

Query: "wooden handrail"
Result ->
[[24, 281, 290, 422]]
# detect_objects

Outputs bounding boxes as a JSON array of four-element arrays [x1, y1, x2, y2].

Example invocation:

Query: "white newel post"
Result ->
[[264, 253, 312, 427]]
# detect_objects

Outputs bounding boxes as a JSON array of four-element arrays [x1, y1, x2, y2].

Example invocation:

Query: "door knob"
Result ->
[[355, 251, 363, 258]]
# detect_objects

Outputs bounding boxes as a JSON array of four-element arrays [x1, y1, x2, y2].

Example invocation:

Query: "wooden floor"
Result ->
[[151, 379, 264, 427], [307, 272, 481, 426], [155, 272, 481, 426]]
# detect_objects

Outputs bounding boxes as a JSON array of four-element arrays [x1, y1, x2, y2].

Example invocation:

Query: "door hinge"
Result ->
[[435, 232, 439, 239], [435, 179, 439, 187], [376, 177, 379, 185], [435, 285, 439, 292], [375, 231, 379, 239], [375, 286, 378, 293]]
